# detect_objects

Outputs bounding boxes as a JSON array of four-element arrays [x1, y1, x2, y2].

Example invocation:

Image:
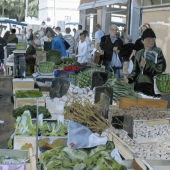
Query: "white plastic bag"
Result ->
[[128, 60, 133, 74], [67, 121, 107, 149], [111, 53, 122, 68], [110, 149, 123, 165]]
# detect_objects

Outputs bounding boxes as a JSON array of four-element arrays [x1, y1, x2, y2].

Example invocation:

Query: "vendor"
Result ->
[[126, 28, 166, 96], [25, 39, 41, 76]]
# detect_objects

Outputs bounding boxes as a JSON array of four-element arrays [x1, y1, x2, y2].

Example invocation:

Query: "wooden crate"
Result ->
[[134, 119, 170, 127], [142, 160, 170, 170], [108, 132, 137, 159], [13, 78, 35, 93], [0, 149, 31, 170], [14, 136, 67, 156], [13, 88, 45, 109], [120, 97, 168, 109], [122, 159, 147, 170], [133, 119, 170, 140], [14, 97, 45, 109]]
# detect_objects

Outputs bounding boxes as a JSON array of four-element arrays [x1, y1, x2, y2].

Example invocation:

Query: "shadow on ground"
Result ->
[[0, 76, 15, 148]]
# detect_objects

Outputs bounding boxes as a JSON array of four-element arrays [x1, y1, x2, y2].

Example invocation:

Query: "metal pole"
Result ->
[[36, 98, 39, 170]]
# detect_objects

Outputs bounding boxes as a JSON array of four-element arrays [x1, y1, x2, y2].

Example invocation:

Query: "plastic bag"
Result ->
[[67, 121, 107, 149], [128, 60, 133, 74], [49, 78, 70, 99], [110, 149, 123, 165], [111, 53, 122, 68]]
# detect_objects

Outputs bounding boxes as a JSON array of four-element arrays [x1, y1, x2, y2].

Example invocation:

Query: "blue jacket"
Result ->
[[51, 36, 66, 57]]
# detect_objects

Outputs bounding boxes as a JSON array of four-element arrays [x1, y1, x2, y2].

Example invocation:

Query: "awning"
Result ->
[[0, 19, 27, 26], [111, 21, 126, 27], [94, 0, 127, 8], [77, 2, 95, 10]]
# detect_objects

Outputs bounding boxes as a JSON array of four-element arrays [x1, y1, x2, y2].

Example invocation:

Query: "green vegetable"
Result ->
[[40, 142, 126, 170], [15, 90, 43, 98], [12, 105, 51, 119], [103, 73, 141, 101]]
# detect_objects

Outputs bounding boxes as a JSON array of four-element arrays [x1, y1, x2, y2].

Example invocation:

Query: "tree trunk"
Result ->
[[2, 4, 5, 17]]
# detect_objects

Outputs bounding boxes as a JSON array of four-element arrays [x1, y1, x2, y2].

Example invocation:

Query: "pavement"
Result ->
[[0, 74, 15, 148]]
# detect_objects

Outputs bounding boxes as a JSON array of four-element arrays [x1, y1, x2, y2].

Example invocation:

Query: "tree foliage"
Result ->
[[0, 0, 38, 21]]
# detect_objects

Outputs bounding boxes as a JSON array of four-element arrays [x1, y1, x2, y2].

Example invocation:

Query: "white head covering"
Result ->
[[33, 39, 41, 46]]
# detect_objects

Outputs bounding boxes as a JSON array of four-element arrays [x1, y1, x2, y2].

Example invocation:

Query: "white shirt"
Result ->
[[95, 29, 104, 43], [39, 25, 47, 30], [85, 36, 92, 58], [76, 41, 88, 64], [75, 30, 83, 41]]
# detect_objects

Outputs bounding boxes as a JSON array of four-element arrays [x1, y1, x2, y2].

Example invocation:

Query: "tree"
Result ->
[[0, 0, 38, 21], [28, 0, 38, 18]]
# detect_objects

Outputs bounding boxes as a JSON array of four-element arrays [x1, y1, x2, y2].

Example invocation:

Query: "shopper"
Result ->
[[126, 28, 166, 96], [64, 27, 74, 58], [83, 30, 92, 62], [74, 24, 83, 43], [72, 32, 88, 64], [6, 29, 18, 44], [27, 29, 34, 45], [120, 35, 134, 75], [94, 23, 104, 65], [100, 24, 123, 78], [46, 27, 66, 57], [0, 34, 7, 64], [39, 21, 47, 30], [130, 23, 151, 60], [55, 26, 63, 38], [73, 28, 76, 38]]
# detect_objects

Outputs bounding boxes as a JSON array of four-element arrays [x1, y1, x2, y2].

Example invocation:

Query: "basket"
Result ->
[[46, 50, 61, 64], [37, 61, 55, 73], [156, 73, 170, 93], [16, 43, 27, 50]]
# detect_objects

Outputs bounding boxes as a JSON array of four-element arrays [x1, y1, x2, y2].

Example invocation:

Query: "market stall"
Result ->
[[2, 38, 170, 170]]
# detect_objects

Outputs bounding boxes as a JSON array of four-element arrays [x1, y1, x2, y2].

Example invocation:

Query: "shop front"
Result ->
[[78, 0, 127, 39]]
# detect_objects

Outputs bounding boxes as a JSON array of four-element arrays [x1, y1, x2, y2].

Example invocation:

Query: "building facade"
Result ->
[[78, 0, 170, 72], [38, 0, 80, 31], [78, 0, 127, 39]]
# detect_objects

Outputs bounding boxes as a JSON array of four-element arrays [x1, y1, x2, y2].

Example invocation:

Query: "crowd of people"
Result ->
[[0, 20, 167, 97]]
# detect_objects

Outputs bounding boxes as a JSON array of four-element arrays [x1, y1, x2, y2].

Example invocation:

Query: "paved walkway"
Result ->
[[0, 75, 15, 148]]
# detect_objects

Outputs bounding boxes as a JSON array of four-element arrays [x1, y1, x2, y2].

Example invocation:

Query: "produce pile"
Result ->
[[7, 111, 67, 149], [134, 122, 170, 139], [12, 105, 51, 119], [103, 78, 141, 101], [75, 68, 101, 88], [110, 127, 170, 160], [15, 90, 43, 98], [38, 138, 66, 150], [63, 99, 110, 134], [108, 107, 168, 122], [55, 58, 74, 69], [40, 142, 127, 170]]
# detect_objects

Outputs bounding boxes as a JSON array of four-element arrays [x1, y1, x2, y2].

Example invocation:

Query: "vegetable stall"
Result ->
[[3, 49, 170, 170]]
